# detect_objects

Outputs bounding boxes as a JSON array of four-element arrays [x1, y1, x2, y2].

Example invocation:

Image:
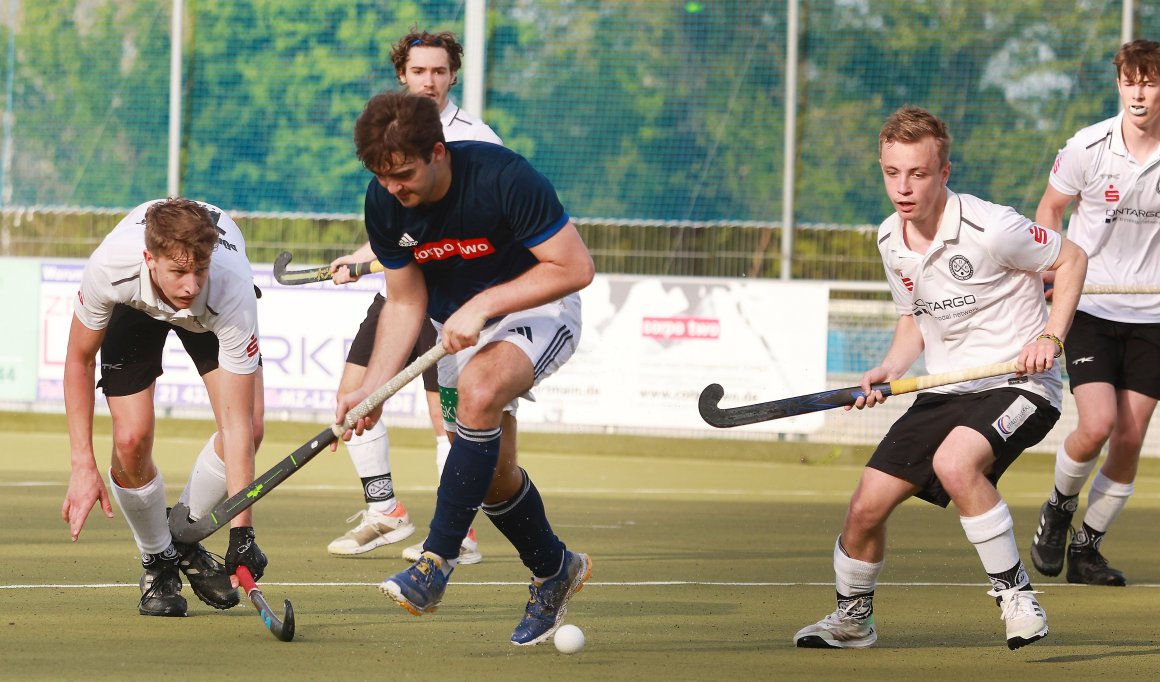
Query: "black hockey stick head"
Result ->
[[236, 566, 295, 642], [697, 383, 729, 428], [698, 383, 793, 427], [272, 251, 332, 285], [167, 503, 218, 544]]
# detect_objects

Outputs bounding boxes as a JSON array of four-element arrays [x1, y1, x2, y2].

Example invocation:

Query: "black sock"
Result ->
[[836, 591, 874, 618], [987, 561, 1031, 593], [482, 468, 565, 578], [1048, 487, 1079, 514], [1071, 522, 1106, 551], [425, 422, 501, 560], [360, 473, 395, 504]]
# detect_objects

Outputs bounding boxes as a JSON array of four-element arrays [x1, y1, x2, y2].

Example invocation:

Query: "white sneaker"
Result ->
[[327, 503, 416, 556], [988, 587, 1048, 650], [401, 528, 483, 565], [794, 596, 877, 649]]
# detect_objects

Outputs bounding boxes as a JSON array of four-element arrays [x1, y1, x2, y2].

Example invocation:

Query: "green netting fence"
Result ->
[[0, 0, 1154, 277]]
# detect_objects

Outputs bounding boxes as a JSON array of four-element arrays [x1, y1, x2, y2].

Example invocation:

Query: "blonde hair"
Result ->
[[879, 106, 952, 168]]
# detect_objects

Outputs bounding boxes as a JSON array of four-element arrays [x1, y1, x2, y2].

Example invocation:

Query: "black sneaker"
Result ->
[[1067, 545, 1127, 586], [139, 549, 187, 617], [175, 541, 240, 609], [1030, 499, 1074, 577]]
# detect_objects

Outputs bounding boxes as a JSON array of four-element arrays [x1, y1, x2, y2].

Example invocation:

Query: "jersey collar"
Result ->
[[1110, 110, 1128, 158], [439, 99, 461, 129]]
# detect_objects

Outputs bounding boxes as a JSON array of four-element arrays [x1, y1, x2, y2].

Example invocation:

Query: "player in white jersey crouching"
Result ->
[[794, 107, 1087, 651], [1030, 39, 1160, 587], [61, 198, 269, 618]]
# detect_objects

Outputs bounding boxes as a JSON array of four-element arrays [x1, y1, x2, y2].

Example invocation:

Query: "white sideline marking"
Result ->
[[10, 480, 1160, 501], [5, 580, 1160, 590]]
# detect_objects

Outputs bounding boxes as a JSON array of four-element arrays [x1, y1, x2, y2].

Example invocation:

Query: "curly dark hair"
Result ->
[[390, 29, 464, 77]]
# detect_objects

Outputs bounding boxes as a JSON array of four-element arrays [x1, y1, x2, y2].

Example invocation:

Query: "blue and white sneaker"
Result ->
[[380, 552, 449, 616], [511, 550, 591, 646]]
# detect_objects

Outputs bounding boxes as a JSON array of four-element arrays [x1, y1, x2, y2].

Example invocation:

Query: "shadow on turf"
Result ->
[[1032, 647, 1160, 663]]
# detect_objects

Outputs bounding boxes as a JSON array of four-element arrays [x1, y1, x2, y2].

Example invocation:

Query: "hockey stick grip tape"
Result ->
[[888, 360, 1021, 395], [332, 344, 449, 435]]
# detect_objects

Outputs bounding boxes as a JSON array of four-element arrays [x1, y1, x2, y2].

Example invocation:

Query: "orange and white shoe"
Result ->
[[327, 502, 416, 556]]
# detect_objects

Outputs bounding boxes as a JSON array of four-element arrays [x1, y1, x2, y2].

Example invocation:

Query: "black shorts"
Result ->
[[867, 388, 1060, 508], [98, 304, 221, 397], [1065, 310, 1160, 399], [346, 293, 439, 392]]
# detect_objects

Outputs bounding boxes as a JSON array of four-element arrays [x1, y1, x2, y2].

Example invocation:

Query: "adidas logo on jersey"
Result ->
[[399, 233, 418, 247]]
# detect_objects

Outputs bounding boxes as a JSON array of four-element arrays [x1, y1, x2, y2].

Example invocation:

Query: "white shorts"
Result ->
[[433, 292, 581, 432]]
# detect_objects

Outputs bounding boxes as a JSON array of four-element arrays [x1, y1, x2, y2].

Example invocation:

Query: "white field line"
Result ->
[[8, 480, 1160, 501], [5, 580, 1160, 590]]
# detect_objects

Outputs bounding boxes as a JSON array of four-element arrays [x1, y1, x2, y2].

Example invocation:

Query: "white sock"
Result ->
[[347, 420, 395, 513], [109, 470, 172, 556], [435, 434, 451, 478], [834, 536, 882, 597], [1083, 471, 1133, 532], [960, 500, 1021, 575], [1054, 442, 1098, 497], [177, 433, 227, 521]]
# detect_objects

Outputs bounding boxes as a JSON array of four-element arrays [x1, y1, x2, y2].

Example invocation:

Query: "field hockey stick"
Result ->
[[235, 565, 295, 642], [699, 360, 1021, 428], [1081, 285, 1160, 294], [169, 343, 448, 543], [272, 250, 384, 285]]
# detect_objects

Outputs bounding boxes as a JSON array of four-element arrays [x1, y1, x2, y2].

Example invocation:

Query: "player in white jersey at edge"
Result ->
[[794, 107, 1087, 651], [323, 29, 503, 563], [1029, 39, 1160, 587], [61, 198, 269, 618]]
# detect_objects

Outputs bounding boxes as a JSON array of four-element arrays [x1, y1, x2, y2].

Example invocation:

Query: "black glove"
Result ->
[[226, 526, 268, 582]]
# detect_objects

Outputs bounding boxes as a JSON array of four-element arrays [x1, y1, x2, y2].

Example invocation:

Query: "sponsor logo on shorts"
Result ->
[[246, 335, 260, 358], [1072, 356, 1095, 364], [992, 395, 1037, 441]]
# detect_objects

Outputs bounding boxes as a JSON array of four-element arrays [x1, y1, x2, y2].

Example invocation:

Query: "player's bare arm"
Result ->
[[442, 222, 594, 353], [61, 315, 115, 541], [1019, 238, 1087, 375], [211, 368, 259, 529], [849, 315, 925, 410], [329, 241, 377, 284], [1034, 184, 1077, 233], [334, 262, 427, 440], [1035, 184, 1078, 297]]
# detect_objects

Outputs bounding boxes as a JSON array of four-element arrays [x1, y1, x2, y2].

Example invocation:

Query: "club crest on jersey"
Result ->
[[948, 255, 974, 281]]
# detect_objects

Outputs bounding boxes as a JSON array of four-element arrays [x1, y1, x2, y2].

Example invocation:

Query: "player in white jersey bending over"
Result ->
[[1030, 39, 1160, 587], [794, 107, 1087, 651], [61, 198, 269, 618], [324, 29, 502, 563]]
